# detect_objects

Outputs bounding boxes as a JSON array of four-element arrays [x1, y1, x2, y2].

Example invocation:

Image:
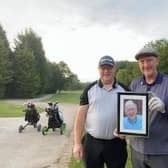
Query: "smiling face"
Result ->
[[124, 101, 138, 120], [138, 56, 159, 79], [98, 65, 116, 85]]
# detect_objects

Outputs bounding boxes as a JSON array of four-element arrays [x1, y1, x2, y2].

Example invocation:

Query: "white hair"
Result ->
[[125, 100, 137, 108]]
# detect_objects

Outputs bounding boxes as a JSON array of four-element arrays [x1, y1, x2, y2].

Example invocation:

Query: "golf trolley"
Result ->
[[18, 102, 41, 133], [42, 102, 66, 135]]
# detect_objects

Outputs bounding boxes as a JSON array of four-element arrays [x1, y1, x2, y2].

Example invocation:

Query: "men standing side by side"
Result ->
[[73, 55, 127, 168]]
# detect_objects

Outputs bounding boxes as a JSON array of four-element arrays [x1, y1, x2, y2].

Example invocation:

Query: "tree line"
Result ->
[[1, 23, 168, 98], [0, 24, 84, 98]]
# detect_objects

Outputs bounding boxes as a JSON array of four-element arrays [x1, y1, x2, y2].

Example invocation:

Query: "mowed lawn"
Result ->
[[0, 101, 23, 117], [0, 91, 82, 117], [46, 90, 82, 104], [0, 102, 44, 117]]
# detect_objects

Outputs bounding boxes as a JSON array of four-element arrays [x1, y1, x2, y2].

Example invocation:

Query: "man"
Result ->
[[129, 47, 168, 168], [73, 55, 127, 168], [123, 100, 142, 130]]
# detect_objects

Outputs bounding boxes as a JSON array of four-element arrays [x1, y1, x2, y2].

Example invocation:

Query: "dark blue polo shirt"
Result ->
[[130, 72, 168, 154]]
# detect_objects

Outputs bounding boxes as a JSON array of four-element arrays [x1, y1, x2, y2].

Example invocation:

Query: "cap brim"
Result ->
[[99, 63, 114, 66], [135, 53, 158, 60]]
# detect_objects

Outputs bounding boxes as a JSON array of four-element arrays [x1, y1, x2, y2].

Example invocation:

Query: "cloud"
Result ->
[[63, 0, 168, 37], [1, 0, 168, 38], [0, 0, 168, 81]]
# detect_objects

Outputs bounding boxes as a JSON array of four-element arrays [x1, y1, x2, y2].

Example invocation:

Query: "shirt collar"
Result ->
[[98, 79, 117, 88], [128, 116, 137, 124], [140, 72, 163, 86]]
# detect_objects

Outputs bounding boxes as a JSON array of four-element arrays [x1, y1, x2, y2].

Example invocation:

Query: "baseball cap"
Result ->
[[98, 55, 115, 66], [135, 47, 158, 60]]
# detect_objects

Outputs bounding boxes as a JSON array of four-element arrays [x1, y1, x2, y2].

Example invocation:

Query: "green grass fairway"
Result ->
[[0, 102, 23, 117], [0, 91, 82, 117], [0, 102, 43, 117], [46, 90, 82, 104]]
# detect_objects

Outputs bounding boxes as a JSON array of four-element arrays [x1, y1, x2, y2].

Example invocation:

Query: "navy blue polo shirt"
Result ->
[[130, 72, 168, 154]]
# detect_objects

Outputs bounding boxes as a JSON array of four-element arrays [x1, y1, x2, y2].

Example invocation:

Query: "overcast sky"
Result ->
[[0, 0, 168, 82]]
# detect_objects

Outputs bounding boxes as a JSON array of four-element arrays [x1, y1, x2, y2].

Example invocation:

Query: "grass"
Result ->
[[0, 101, 23, 117], [126, 144, 132, 168], [46, 90, 82, 104], [0, 90, 81, 117], [0, 101, 43, 117], [69, 158, 84, 168]]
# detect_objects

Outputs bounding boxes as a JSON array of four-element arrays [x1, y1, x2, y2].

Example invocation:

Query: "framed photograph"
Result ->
[[117, 92, 148, 136]]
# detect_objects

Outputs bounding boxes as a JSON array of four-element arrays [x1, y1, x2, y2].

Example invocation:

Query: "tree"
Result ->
[[45, 62, 62, 93], [57, 61, 73, 92], [13, 47, 40, 98], [116, 61, 140, 86], [14, 28, 48, 93], [0, 25, 13, 98], [63, 73, 81, 90], [146, 39, 168, 73]]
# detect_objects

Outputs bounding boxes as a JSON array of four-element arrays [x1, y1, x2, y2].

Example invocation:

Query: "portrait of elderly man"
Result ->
[[123, 100, 142, 130]]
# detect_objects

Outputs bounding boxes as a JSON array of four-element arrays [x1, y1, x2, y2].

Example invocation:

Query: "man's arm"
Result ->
[[73, 105, 89, 160]]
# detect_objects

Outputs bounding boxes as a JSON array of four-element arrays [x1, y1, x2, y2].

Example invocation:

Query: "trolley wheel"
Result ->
[[37, 124, 41, 132], [18, 125, 24, 133], [42, 126, 48, 135]]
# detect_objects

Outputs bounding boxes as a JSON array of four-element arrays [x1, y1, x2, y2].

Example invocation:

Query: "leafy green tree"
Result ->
[[116, 61, 140, 86], [13, 47, 40, 98], [64, 73, 81, 90], [45, 62, 62, 93], [0, 25, 13, 98], [146, 39, 168, 73], [57, 61, 73, 92], [46, 61, 81, 93], [14, 28, 48, 93]]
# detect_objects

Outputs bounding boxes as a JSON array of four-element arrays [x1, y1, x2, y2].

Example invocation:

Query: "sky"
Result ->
[[0, 0, 168, 82]]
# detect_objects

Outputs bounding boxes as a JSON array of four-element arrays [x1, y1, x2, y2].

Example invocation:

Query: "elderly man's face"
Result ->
[[125, 104, 137, 120], [138, 56, 159, 78]]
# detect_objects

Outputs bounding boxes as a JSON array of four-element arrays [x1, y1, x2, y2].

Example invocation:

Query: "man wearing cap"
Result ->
[[129, 47, 168, 168], [73, 55, 127, 168]]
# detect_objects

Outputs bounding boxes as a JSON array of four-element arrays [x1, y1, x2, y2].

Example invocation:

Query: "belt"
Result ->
[[86, 133, 122, 143]]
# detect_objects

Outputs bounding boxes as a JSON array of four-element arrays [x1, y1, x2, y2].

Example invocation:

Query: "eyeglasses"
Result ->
[[99, 65, 114, 71]]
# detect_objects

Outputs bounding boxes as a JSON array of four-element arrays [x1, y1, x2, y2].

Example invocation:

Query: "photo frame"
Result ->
[[117, 92, 148, 136]]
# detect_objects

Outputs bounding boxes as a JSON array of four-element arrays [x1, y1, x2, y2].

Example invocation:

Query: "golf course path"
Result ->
[[0, 97, 78, 168]]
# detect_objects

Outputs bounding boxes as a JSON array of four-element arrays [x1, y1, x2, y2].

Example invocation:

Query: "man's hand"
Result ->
[[113, 128, 125, 139], [73, 143, 83, 161], [148, 96, 165, 113]]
